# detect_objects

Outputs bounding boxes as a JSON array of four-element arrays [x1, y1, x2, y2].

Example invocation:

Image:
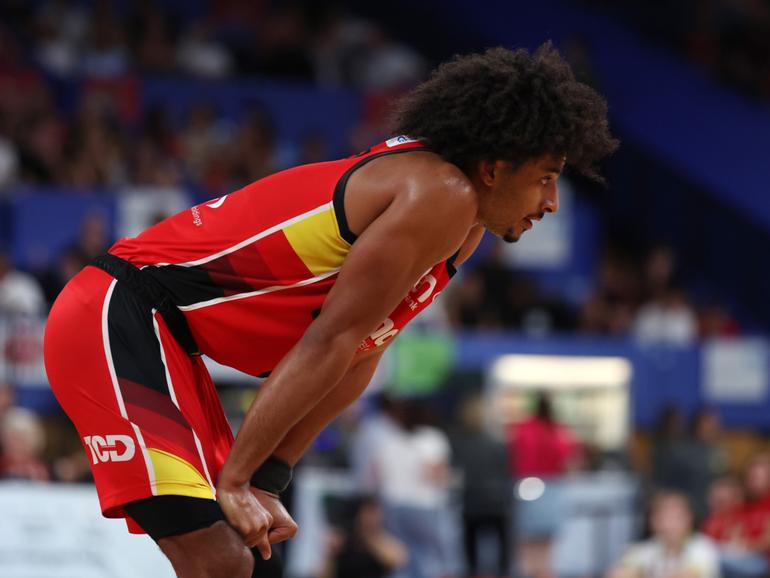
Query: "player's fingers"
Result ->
[[254, 532, 272, 560], [268, 521, 298, 544], [240, 509, 273, 550]]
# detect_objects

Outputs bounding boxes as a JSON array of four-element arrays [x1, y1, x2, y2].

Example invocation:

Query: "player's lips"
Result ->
[[522, 212, 544, 230]]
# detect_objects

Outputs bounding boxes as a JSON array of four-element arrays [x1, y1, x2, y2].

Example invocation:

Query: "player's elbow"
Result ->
[[300, 319, 365, 359]]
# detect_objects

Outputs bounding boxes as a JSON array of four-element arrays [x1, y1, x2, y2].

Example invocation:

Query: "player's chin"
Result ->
[[502, 228, 521, 244]]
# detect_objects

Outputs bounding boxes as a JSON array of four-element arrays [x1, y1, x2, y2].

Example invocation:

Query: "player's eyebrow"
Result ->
[[544, 165, 563, 174]]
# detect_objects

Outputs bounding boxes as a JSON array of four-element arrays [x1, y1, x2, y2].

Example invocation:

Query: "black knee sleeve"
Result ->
[[124, 495, 226, 541]]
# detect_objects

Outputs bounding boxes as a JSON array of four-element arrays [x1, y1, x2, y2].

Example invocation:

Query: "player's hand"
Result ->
[[216, 482, 274, 559], [250, 487, 299, 544]]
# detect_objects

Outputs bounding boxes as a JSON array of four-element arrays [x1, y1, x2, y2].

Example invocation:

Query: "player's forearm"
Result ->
[[218, 330, 360, 488], [271, 351, 382, 466]]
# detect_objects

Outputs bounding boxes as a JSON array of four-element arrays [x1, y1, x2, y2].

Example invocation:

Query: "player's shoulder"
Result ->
[[393, 151, 477, 219]]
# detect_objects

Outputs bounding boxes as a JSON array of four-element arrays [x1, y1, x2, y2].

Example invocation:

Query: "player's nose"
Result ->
[[542, 185, 559, 215]]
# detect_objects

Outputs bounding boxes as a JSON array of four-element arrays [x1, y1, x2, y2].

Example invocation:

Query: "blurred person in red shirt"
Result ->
[[738, 455, 770, 547], [702, 476, 745, 544], [710, 454, 770, 577], [508, 392, 581, 578], [702, 475, 769, 577], [508, 392, 581, 478]]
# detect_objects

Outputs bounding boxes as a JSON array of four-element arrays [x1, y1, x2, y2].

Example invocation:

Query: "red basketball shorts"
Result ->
[[44, 266, 234, 533]]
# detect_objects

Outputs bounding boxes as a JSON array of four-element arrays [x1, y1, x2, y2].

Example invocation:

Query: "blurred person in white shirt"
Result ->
[[0, 406, 50, 482], [372, 399, 456, 578], [634, 287, 697, 346], [608, 491, 720, 578], [0, 250, 45, 317]]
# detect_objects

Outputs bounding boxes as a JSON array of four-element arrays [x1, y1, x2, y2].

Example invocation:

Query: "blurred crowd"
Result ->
[[607, 407, 770, 578], [0, 0, 422, 194], [306, 396, 770, 578], [582, 0, 770, 101], [1, 0, 424, 87], [446, 242, 739, 345], [0, 0, 742, 347]]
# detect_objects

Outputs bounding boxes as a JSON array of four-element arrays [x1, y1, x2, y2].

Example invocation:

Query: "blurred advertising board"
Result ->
[[0, 482, 174, 578]]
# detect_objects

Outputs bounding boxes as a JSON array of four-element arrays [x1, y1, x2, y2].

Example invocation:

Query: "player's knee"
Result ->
[[160, 520, 254, 578], [206, 536, 254, 578]]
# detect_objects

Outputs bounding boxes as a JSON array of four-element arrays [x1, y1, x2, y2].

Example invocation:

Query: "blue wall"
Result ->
[[455, 333, 770, 430]]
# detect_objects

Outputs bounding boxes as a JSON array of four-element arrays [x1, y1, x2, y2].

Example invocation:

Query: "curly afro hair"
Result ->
[[391, 43, 618, 181]]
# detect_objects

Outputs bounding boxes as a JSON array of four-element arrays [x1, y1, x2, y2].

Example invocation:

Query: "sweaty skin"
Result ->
[[214, 151, 561, 556]]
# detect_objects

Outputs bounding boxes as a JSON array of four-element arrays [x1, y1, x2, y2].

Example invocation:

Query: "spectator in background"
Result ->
[[508, 392, 581, 480], [12, 82, 66, 186], [703, 477, 744, 544], [450, 393, 512, 578], [80, 0, 128, 78], [579, 245, 641, 336], [38, 212, 110, 303], [608, 491, 719, 578], [176, 22, 233, 79], [372, 399, 456, 578], [319, 496, 408, 578], [0, 123, 18, 191], [0, 406, 50, 481], [0, 381, 12, 412], [129, 0, 176, 74], [32, 0, 87, 77], [634, 286, 698, 346], [643, 246, 677, 303], [65, 94, 126, 188], [699, 303, 741, 339], [729, 454, 770, 572], [70, 211, 110, 263], [0, 249, 46, 317], [650, 405, 690, 493], [229, 108, 280, 187], [682, 409, 729, 521], [349, 394, 401, 494], [702, 476, 768, 578], [0, 382, 14, 448], [181, 102, 228, 183], [508, 393, 581, 578], [653, 407, 729, 522]]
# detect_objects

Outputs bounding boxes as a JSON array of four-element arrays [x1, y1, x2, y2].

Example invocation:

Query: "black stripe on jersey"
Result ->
[[106, 282, 198, 452], [333, 148, 429, 245], [107, 283, 172, 397], [143, 264, 225, 308]]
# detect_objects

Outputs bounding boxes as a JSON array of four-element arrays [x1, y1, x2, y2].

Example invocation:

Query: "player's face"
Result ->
[[476, 155, 564, 243]]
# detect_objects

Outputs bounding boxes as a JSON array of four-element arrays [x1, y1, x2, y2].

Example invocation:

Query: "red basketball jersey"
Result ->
[[109, 137, 458, 377]]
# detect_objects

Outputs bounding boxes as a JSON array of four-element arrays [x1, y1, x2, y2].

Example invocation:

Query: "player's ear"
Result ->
[[477, 159, 497, 187]]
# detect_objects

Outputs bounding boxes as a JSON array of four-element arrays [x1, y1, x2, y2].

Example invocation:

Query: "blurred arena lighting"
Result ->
[[486, 354, 633, 450], [490, 355, 632, 389], [517, 477, 546, 501]]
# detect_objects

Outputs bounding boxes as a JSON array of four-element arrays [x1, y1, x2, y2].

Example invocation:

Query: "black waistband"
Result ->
[[91, 254, 201, 357]]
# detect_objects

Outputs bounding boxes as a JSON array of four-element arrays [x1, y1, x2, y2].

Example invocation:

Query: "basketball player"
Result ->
[[44, 44, 617, 577]]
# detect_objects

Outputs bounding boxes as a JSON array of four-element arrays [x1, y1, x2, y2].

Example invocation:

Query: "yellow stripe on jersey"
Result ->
[[282, 204, 351, 276], [147, 448, 214, 499]]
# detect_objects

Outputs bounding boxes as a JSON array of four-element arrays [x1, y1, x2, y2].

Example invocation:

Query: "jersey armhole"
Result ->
[[446, 249, 460, 277], [332, 147, 431, 246]]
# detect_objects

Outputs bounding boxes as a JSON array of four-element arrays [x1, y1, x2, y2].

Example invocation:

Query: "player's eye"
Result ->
[[540, 176, 551, 186]]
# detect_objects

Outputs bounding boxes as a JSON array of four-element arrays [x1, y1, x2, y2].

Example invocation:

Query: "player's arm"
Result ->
[[245, 350, 385, 548], [217, 166, 476, 547], [270, 348, 385, 467]]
